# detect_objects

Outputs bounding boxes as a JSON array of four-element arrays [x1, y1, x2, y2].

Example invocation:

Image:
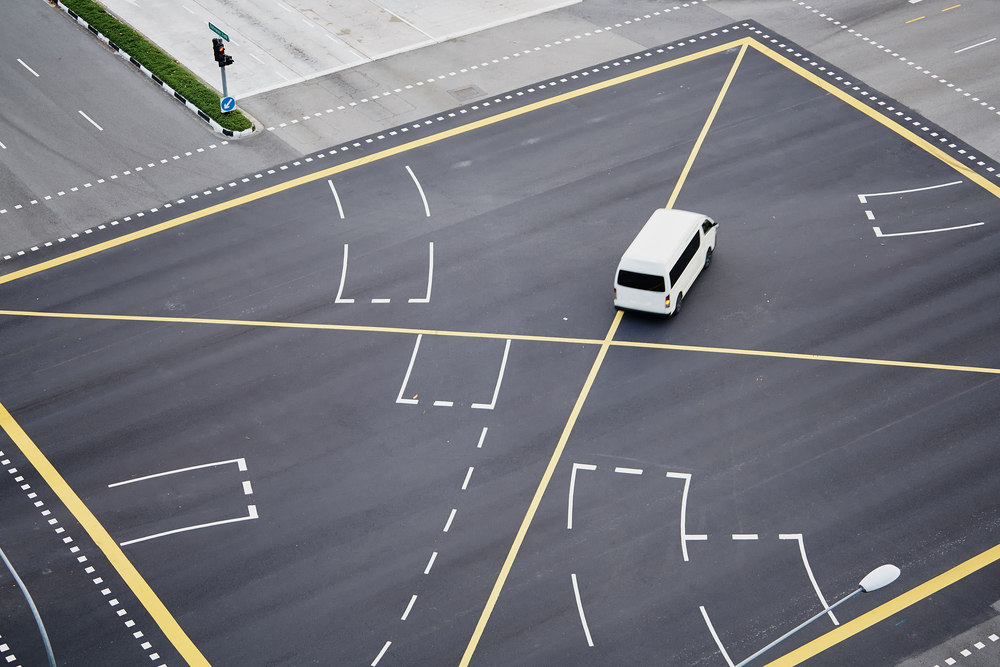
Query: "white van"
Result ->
[[613, 209, 718, 315]]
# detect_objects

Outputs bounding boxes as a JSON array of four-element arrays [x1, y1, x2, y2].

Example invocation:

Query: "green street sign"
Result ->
[[209, 23, 229, 42]]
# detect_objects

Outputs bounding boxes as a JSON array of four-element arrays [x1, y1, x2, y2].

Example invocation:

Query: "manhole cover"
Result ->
[[448, 85, 485, 102]]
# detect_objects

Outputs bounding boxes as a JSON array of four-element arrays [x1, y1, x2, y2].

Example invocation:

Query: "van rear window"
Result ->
[[617, 270, 665, 292]]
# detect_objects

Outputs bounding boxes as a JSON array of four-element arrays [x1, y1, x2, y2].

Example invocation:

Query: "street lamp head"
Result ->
[[859, 564, 900, 592]]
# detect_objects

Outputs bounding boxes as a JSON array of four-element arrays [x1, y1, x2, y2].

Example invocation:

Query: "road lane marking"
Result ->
[[443, 508, 457, 532], [906, 16, 925, 23], [462, 467, 474, 490], [666, 42, 747, 209], [865, 210, 875, 220], [2, 309, 1000, 377], [395, 334, 422, 405], [571, 573, 595, 647], [955, 37, 996, 54], [424, 551, 438, 574], [732, 534, 759, 540], [943, 4, 961, 11], [406, 165, 431, 217], [107, 457, 247, 487], [401, 594, 417, 620], [119, 505, 258, 546], [242, 481, 253, 495], [371, 640, 391, 666], [614, 467, 643, 474], [371, 298, 391, 303], [567, 463, 597, 529], [0, 400, 212, 667], [335, 244, 355, 303], [700, 605, 736, 667], [459, 310, 623, 667], [476, 427, 488, 449], [873, 222, 984, 237], [471, 339, 511, 410], [666, 472, 708, 561], [327, 179, 345, 218], [408, 242, 434, 303], [780, 534, 838, 626], [16, 59, 39, 77], [857, 179, 963, 202], [78, 110, 104, 131], [433, 400, 454, 407]]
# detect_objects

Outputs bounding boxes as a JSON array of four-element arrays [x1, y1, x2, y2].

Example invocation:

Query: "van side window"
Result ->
[[617, 270, 665, 292], [702, 219, 715, 233], [669, 233, 701, 286]]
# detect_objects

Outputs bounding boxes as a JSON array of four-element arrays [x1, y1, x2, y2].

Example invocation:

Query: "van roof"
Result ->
[[621, 209, 705, 266]]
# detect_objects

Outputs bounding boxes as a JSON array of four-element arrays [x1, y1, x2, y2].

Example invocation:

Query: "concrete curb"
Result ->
[[53, 0, 255, 139]]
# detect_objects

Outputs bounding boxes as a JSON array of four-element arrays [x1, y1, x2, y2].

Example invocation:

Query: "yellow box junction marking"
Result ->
[[0, 30, 999, 667]]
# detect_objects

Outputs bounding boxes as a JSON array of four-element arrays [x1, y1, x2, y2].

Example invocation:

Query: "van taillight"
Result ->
[[665, 295, 671, 308], [614, 288, 617, 298]]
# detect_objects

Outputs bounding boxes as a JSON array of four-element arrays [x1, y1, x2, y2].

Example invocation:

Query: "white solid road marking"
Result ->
[[443, 508, 457, 532], [779, 533, 839, 626], [471, 339, 511, 410], [433, 400, 454, 407], [857, 179, 962, 203], [408, 242, 434, 303], [335, 244, 355, 303], [371, 640, 391, 667], [614, 467, 643, 475], [567, 463, 597, 529], [666, 472, 707, 561], [371, 298, 391, 304], [78, 110, 104, 131], [401, 594, 417, 620], [242, 481, 253, 495], [395, 334, 422, 404], [16, 59, 39, 77], [571, 574, 595, 647], [873, 222, 984, 237], [120, 505, 258, 546], [424, 551, 438, 574], [699, 606, 736, 667], [405, 165, 431, 217], [108, 457, 247, 487], [955, 37, 996, 54], [732, 534, 759, 540], [476, 426, 488, 449], [0, 140, 6, 150], [865, 210, 875, 220], [327, 179, 344, 219], [462, 467, 474, 490]]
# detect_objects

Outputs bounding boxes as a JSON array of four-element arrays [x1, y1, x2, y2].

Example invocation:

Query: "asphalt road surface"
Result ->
[[1, 22, 999, 667]]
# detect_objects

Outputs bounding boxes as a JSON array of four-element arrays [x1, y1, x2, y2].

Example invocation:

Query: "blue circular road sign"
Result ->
[[221, 96, 236, 113]]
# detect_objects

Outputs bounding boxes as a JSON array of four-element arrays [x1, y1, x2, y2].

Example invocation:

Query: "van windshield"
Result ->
[[617, 269, 665, 292]]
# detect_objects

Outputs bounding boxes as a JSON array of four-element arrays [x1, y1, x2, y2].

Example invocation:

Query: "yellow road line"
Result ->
[[943, 5, 961, 11], [0, 401, 211, 667], [763, 541, 1000, 667], [2, 309, 999, 376], [457, 309, 623, 667], [906, 16, 925, 23], [0, 38, 750, 289], [667, 42, 747, 209], [3, 309, 1000, 376]]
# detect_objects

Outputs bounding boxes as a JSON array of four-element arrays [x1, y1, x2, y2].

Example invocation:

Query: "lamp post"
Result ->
[[734, 564, 900, 667]]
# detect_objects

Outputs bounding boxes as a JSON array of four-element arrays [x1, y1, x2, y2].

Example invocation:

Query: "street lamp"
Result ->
[[734, 564, 901, 667]]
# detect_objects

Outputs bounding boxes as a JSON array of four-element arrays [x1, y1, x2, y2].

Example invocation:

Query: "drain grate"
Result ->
[[447, 85, 485, 102]]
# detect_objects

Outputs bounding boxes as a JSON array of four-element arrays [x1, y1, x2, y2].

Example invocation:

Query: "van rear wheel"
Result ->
[[673, 293, 683, 316], [704, 247, 713, 269]]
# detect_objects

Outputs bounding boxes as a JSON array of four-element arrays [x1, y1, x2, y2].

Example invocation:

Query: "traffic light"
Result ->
[[212, 38, 233, 67]]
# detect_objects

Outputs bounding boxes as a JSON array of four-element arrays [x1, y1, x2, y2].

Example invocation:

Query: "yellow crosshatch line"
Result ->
[[0, 31, 999, 667]]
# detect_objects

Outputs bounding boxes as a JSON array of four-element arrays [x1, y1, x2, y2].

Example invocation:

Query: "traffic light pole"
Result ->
[[220, 66, 229, 99]]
